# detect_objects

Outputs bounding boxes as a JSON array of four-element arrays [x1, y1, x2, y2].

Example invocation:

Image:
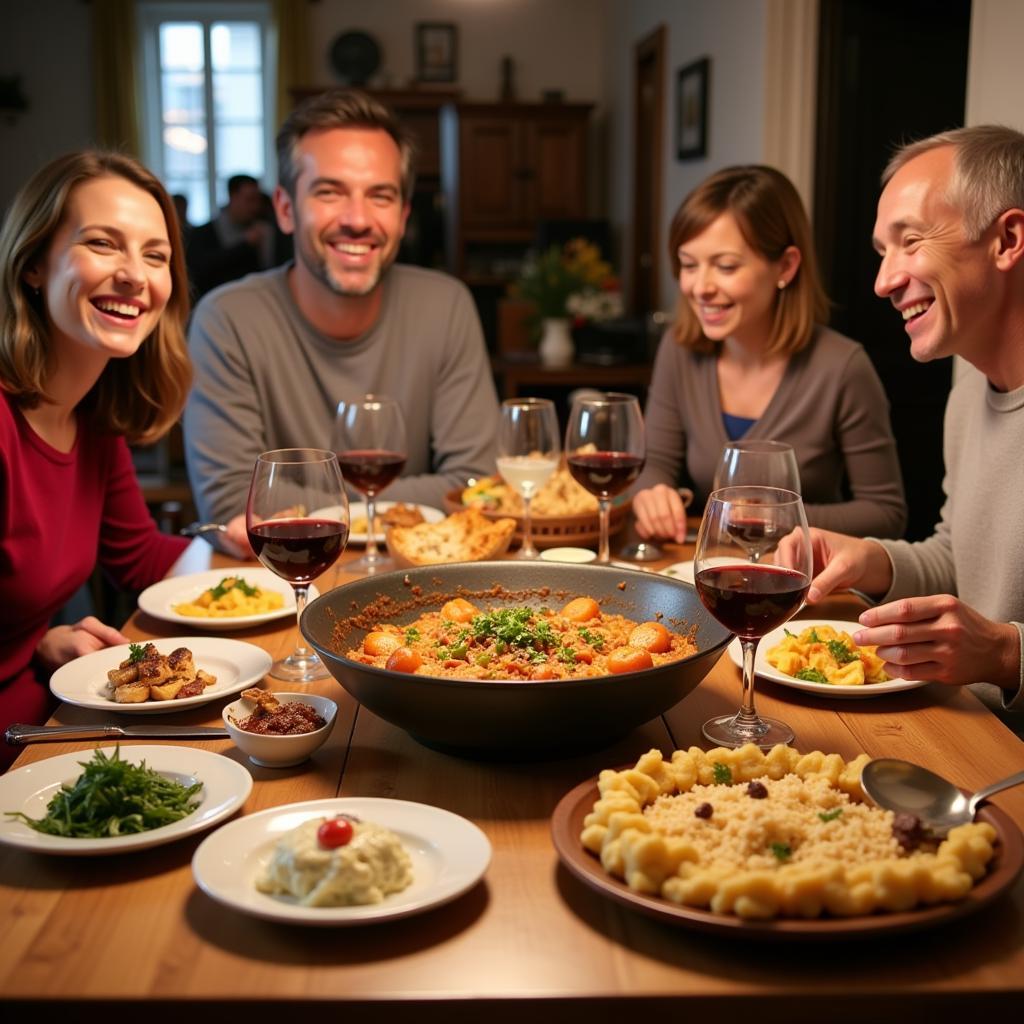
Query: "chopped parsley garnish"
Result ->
[[578, 627, 604, 650], [127, 642, 147, 664], [558, 645, 577, 665], [807, 629, 822, 643], [210, 576, 258, 600], [825, 639, 858, 665], [784, 628, 796, 638], [5, 746, 201, 838], [770, 842, 792, 862], [795, 667, 830, 684], [818, 808, 843, 822], [404, 626, 421, 644], [712, 762, 732, 784]]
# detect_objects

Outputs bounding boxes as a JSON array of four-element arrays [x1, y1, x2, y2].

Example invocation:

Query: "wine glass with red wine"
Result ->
[[564, 392, 645, 563], [246, 449, 349, 682], [711, 441, 801, 562], [694, 485, 811, 749], [334, 395, 407, 574]]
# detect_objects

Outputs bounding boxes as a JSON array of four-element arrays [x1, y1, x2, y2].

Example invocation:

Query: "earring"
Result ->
[[777, 279, 787, 290]]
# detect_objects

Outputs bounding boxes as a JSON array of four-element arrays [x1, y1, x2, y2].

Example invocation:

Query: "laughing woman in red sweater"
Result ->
[[0, 152, 192, 767]]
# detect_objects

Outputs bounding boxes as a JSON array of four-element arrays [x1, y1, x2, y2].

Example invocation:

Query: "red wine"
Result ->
[[695, 564, 809, 639], [337, 449, 406, 496], [567, 452, 644, 499], [248, 518, 348, 584]]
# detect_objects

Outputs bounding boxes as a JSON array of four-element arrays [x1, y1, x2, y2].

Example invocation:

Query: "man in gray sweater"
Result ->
[[184, 90, 499, 552], [800, 125, 1024, 718]]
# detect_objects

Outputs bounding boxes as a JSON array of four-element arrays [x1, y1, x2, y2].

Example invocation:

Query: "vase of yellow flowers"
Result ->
[[512, 239, 620, 367]]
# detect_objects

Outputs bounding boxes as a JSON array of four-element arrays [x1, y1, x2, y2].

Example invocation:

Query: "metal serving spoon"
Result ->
[[861, 758, 1024, 835]]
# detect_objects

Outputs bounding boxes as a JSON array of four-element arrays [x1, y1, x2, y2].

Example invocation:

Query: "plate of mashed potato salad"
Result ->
[[137, 569, 318, 631], [728, 619, 931, 698], [551, 743, 1022, 938], [191, 797, 491, 926]]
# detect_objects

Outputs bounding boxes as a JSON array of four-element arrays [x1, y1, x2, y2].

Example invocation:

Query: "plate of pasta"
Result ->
[[727, 619, 930, 698], [137, 569, 317, 631]]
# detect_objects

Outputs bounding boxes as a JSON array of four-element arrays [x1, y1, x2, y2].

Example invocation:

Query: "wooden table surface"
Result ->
[[3, 539, 1024, 1021]]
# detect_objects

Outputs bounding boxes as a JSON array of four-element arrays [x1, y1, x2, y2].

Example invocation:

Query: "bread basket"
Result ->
[[444, 489, 631, 550]]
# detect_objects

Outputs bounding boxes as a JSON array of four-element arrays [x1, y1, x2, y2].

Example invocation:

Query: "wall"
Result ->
[[605, 0, 768, 311], [0, 0, 95, 211], [966, 0, 1024, 129]]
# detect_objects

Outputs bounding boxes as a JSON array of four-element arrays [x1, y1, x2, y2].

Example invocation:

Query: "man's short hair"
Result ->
[[227, 174, 259, 196], [883, 125, 1024, 241], [275, 88, 416, 202]]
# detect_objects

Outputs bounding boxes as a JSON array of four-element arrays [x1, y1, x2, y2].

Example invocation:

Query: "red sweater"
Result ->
[[0, 392, 187, 765]]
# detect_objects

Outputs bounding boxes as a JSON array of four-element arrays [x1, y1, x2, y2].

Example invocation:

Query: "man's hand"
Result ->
[[633, 484, 688, 543], [854, 596, 1021, 691], [778, 528, 894, 603], [35, 617, 129, 671], [223, 514, 254, 559]]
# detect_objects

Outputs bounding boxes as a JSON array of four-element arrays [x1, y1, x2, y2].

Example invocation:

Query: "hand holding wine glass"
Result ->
[[334, 395, 407, 574], [711, 441, 801, 562], [565, 392, 645, 563], [247, 449, 349, 682], [496, 398, 560, 559], [694, 485, 811, 748]]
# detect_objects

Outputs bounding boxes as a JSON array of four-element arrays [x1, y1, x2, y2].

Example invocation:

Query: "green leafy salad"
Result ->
[[6, 747, 202, 838]]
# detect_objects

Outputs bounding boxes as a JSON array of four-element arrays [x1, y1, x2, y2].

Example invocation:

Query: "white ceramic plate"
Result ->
[[137, 568, 317, 631], [50, 637, 273, 714], [728, 619, 931, 699], [660, 560, 695, 584], [192, 796, 491, 926], [346, 501, 445, 545], [0, 745, 252, 856]]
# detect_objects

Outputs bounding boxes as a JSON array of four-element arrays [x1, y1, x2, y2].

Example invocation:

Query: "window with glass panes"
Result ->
[[139, 3, 273, 226]]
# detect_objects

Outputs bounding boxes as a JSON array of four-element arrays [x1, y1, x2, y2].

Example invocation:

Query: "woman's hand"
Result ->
[[35, 617, 129, 671], [854, 596, 1021, 690], [633, 484, 688, 543]]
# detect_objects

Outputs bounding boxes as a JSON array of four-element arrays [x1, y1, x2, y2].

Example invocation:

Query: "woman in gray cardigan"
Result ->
[[632, 165, 906, 542]]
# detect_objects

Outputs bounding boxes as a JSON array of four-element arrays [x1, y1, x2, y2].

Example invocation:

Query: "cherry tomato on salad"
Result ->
[[317, 817, 354, 848]]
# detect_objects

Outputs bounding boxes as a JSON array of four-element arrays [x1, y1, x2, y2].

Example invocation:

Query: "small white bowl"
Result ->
[[222, 692, 337, 768], [539, 547, 597, 564]]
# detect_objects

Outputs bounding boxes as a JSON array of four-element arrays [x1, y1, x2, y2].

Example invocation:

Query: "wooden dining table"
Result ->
[[2, 536, 1024, 1021]]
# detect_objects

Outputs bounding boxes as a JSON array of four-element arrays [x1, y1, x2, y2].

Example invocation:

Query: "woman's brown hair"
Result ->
[[0, 150, 191, 444], [667, 165, 829, 355]]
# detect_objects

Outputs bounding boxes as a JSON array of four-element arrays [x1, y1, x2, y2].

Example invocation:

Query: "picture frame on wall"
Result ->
[[676, 57, 710, 160], [415, 22, 458, 83]]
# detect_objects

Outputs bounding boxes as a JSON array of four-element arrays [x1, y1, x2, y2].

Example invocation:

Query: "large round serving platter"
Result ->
[[192, 797, 491, 926], [0, 745, 252, 856], [50, 637, 272, 713], [550, 773, 1023, 940]]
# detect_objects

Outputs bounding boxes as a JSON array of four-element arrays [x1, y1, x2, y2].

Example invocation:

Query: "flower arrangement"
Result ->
[[512, 238, 621, 323]]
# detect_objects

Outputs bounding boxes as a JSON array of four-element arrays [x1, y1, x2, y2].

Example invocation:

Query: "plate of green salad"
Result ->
[[0, 745, 252, 855]]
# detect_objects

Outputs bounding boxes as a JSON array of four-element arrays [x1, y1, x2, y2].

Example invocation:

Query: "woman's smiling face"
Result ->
[[677, 211, 789, 348], [26, 175, 173, 363]]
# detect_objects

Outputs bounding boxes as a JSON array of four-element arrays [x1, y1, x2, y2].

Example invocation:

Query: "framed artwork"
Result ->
[[415, 22, 458, 83], [676, 57, 710, 160]]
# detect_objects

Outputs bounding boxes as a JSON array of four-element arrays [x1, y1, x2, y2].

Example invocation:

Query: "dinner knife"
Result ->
[[4, 723, 230, 745]]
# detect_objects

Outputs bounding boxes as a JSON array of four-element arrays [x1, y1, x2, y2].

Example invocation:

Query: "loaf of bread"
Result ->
[[386, 508, 516, 566]]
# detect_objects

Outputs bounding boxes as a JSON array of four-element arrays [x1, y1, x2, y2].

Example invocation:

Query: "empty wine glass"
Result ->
[[711, 441, 801, 562], [694, 485, 811, 748], [334, 395, 407, 575], [565, 392, 646, 563], [496, 398, 560, 558], [246, 449, 349, 682]]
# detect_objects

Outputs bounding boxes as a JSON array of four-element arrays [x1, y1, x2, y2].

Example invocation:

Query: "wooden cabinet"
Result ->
[[441, 102, 592, 278]]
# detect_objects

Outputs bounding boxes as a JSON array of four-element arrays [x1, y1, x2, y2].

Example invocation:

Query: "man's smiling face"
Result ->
[[276, 126, 410, 299], [872, 146, 996, 365]]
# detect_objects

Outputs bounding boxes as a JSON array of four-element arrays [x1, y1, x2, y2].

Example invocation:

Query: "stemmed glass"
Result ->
[[334, 395, 407, 574], [694, 486, 811, 748], [565, 392, 645, 563], [246, 449, 349, 682], [496, 398, 560, 559], [711, 441, 801, 563]]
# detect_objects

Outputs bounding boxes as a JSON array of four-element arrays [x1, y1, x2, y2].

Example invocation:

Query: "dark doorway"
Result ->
[[631, 26, 666, 316], [814, 0, 971, 541]]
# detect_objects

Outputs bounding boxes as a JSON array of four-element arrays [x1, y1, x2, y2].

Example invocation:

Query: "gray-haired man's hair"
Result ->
[[883, 125, 1024, 241]]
